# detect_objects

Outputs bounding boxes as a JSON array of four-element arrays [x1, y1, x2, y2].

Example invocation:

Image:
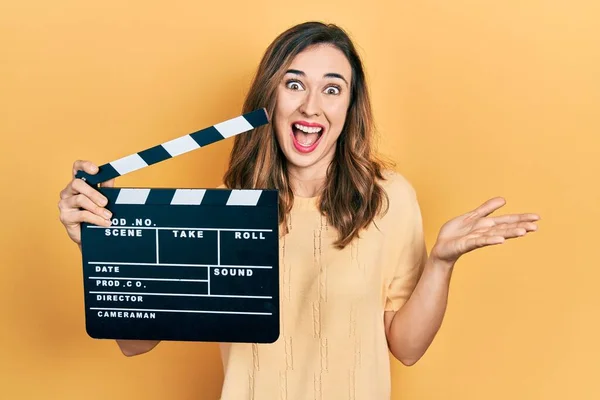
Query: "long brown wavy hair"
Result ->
[[223, 21, 392, 249]]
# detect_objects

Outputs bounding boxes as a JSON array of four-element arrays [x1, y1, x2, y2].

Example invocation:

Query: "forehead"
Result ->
[[287, 44, 352, 80]]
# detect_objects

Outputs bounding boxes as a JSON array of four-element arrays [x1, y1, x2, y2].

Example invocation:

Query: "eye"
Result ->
[[285, 80, 304, 91], [324, 86, 341, 95]]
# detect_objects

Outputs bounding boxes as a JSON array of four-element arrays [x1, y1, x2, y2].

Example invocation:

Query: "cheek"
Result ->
[[273, 112, 291, 144], [275, 90, 301, 117], [274, 92, 303, 139], [324, 102, 349, 128], [274, 122, 289, 146]]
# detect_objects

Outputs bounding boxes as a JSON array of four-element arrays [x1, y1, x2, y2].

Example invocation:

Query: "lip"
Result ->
[[290, 120, 326, 154], [292, 120, 326, 129]]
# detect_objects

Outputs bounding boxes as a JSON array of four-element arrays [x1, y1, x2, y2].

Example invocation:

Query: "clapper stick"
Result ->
[[78, 106, 280, 344], [75, 108, 269, 185]]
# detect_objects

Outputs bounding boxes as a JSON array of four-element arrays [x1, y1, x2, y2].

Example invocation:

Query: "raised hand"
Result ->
[[430, 197, 540, 265], [58, 160, 115, 246]]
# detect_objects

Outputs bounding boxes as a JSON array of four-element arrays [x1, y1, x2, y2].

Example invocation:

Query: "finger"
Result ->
[[60, 179, 83, 200], [61, 160, 102, 200], [60, 178, 105, 203], [495, 228, 526, 239], [517, 221, 538, 232], [60, 194, 112, 220], [59, 184, 73, 200], [480, 221, 538, 235], [484, 226, 531, 240], [61, 209, 112, 228], [461, 222, 536, 252], [468, 197, 506, 219], [489, 213, 541, 225], [71, 178, 109, 207], [99, 178, 115, 188], [462, 235, 505, 253], [72, 160, 99, 178]]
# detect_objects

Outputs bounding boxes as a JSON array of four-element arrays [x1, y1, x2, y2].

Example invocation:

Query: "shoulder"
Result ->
[[376, 169, 422, 227], [379, 169, 419, 205]]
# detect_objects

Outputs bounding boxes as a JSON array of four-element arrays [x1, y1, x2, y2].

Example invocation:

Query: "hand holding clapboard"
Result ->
[[60, 109, 280, 343]]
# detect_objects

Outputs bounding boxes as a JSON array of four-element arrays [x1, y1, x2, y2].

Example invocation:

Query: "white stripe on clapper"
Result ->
[[161, 134, 201, 157], [170, 189, 206, 205], [226, 190, 262, 206], [115, 188, 151, 204], [213, 116, 254, 138], [110, 154, 148, 175]]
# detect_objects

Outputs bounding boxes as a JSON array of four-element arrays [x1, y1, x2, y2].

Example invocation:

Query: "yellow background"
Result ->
[[1, 1, 596, 399]]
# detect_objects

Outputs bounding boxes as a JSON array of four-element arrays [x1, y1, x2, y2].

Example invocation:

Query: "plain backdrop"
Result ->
[[1, 1, 597, 399]]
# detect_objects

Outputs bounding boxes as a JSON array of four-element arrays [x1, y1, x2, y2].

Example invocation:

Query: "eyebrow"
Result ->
[[285, 69, 349, 86]]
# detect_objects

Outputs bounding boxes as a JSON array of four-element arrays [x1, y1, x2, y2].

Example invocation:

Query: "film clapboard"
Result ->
[[76, 108, 280, 343]]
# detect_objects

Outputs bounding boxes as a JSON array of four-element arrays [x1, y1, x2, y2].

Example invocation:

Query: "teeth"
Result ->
[[294, 123, 322, 134]]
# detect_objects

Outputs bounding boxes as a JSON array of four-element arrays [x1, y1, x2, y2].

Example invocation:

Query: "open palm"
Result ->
[[430, 197, 540, 264]]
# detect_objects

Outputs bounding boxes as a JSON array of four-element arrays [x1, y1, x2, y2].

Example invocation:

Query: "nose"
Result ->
[[299, 89, 322, 117]]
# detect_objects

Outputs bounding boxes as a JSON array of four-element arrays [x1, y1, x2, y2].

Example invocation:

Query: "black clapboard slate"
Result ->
[[80, 187, 280, 343], [75, 108, 281, 343]]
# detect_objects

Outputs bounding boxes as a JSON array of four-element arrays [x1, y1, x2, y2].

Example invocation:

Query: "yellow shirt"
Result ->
[[219, 170, 427, 400]]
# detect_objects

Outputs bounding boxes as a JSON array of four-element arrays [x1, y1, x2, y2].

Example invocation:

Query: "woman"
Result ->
[[58, 21, 539, 399]]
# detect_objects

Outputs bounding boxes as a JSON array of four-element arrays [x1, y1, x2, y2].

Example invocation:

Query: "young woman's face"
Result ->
[[274, 44, 352, 173]]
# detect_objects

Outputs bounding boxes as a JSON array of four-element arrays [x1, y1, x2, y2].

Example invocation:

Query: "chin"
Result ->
[[285, 152, 321, 169]]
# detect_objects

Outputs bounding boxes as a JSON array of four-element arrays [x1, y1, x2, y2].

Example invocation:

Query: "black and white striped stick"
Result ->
[[75, 108, 269, 186]]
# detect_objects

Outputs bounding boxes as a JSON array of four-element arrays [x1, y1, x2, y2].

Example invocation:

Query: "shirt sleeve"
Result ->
[[383, 177, 428, 312]]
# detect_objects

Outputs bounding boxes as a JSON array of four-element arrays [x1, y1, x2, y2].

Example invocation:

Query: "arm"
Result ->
[[384, 257, 453, 366], [116, 339, 161, 357], [58, 161, 163, 358], [384, 196, 539, 366]]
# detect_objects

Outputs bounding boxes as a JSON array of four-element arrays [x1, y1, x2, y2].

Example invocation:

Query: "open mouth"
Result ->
[[291, 122, 324, 153]]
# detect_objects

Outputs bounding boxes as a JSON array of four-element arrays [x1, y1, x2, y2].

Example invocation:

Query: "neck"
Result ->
[[286, 146, 336, 198], [287, 164, 328, 198]]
